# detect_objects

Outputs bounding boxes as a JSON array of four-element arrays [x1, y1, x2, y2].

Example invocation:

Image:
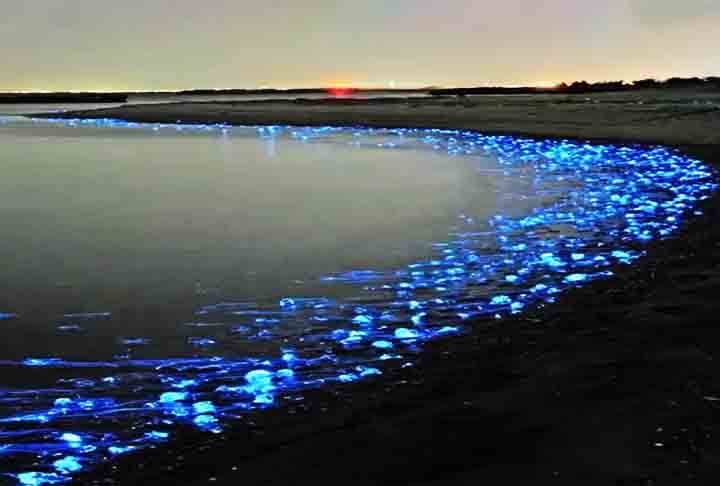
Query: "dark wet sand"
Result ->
[[34, 95, 720, 485]]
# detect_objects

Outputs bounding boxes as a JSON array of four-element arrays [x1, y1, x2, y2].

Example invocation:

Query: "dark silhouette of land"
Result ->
[[0, 88, 428, 104], [4, 77, 719, 105], [430, 76, 720, 96], [0, 92, 128, 104]]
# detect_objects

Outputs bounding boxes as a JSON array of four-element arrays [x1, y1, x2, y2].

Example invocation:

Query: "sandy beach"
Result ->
[[35, 89, 720, 147], [34, 92, 720, 485]]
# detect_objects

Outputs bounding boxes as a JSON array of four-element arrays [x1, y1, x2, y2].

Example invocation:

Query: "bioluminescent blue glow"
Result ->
[[0, 118, 716, 485]]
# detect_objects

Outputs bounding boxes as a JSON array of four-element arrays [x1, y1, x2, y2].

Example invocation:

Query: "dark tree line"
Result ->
[[430, 77, 720, 96]]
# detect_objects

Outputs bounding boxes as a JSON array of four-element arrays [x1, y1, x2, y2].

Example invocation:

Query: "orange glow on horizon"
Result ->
[[327, 86, 356, 97]]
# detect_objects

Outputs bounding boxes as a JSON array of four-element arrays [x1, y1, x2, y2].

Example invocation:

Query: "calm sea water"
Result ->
[[0, 92, 428, 116], [0, 116, 505, 360]]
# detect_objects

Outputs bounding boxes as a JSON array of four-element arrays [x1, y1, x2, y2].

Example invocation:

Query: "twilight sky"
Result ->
[[1, 0, 718, 91]]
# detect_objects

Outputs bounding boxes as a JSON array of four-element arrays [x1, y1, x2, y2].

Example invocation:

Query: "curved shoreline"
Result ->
[[23, 100, 720, 485]]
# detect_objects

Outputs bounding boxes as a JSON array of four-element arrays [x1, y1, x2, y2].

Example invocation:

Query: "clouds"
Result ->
[[0, 0, 717, 91]]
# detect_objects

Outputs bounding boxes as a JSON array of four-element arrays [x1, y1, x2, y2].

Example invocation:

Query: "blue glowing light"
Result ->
[[411, 312, 427, 325], [22, 358, 63, 367], [490, 295, 512, 306], [60, 433, 83, 445], [120, 338, 150, 346], [159, 392, 188, 404], [193, 414, 219, 429], [276, 369, 295, 379], [192, 401, 216, 415], [0, 118, 715, 485], [53, 398, 73, 408], [15, 472, 66, 486], [352, 315, 373, 325], [243, 370, 275, 397], [436, 326, 460, 335], [372, 340, 394, 350], [564, 273, 589, 283], [146, 431, 169, 440], [108, 446, 136, 455], [356, 366, 382, 377], [188, 337, 216, 347], [254, 394, 274, 405], [53, 456, 82, 474], [395, 328, 421, 340]]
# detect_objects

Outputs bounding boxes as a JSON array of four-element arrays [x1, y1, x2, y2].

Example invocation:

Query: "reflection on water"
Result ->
[[0, 117, 716, 485]]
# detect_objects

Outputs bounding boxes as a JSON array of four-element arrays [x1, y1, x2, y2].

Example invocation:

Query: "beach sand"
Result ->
[[34, 92, 720, 485], [35, 89, 720, 146]]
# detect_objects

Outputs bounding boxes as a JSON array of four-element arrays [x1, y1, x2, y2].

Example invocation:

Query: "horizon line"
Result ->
[[1, 75, 719, 95]]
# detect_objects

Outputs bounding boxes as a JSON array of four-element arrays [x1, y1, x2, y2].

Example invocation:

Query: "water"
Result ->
[[0, 117, 505, 361], [0, 91, 428, 116], [0, 116, 716, 486], [0, 104, 126, 116]]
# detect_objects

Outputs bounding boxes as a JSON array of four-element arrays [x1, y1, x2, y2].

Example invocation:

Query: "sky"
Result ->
[[0, 0, 718, 91]]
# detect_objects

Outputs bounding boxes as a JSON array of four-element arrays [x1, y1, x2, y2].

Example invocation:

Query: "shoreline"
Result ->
[[27, 98, 720, 485], [30, 92, 720, 147]]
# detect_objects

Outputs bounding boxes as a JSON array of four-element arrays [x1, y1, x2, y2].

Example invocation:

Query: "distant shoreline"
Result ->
[[0, 89, 428, 104], [5, 75, 719, 100], [0, 93, 129, 104]]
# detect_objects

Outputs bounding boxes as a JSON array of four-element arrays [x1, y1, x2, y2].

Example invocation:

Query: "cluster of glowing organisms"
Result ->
[[0, 118, 716, 485]]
